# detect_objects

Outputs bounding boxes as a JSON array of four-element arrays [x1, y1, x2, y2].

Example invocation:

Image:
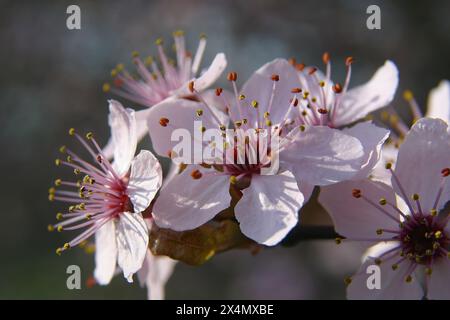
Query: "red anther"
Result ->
[[345, 56, 354, 66], [322, 52, 330, 64], [292, 97, 299, 107], [442, 168, 450, 177], [190, 169, 202, 180], [318, 108, 328, 114], [215, 87, 223, 96], [295, 63, 305, 71], [227, 72, 237, 82], [271, 74, 280, 81], [291, 87, 302, 93], [159, 117, 169, 127], [188, 81, 195, 93], [333, 83, 343, 93], [113, 78, 123, 87], [352, 189, 362, 198]]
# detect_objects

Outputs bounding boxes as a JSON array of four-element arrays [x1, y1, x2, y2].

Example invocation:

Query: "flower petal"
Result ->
[[146, 98, 227, 159], [334, 61, 399, 127], [428, 258, 450, 299], [234, 171, 304, 246], [319, 180, 398, 239], [239, 58, 299, 126], [370, 144, 399, 185], [280, 125, 364, 186], [94, 220, 117, 285], [108, 100, 137, 176], [172, 53, 227, 96], [426, 80, 450, 124], [347, 255, 423, 299], [152, 166, 231, 231], [128, 150, 163, 213], [343, 121, 390, 180], [393, 118, 450, 212], [116, 212, 149, 283]]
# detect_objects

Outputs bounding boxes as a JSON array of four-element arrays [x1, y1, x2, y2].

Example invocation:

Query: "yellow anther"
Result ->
[[430, 209, 437, 216], [57, 225, 64, 232], [83, 175, 91, 183], [230, 176, 237, 185], [78, 203, 86, 210], [102, 83, 111, 92], [200, 32, 207, 39], [435, 231, 443, 239], [144, 56, 153, 66], [155, 38, 163, 45], [335, 237, 343, 245], [235, 121, 242, 128], [405, 275, 412, 283], [56, 212, 63, 220], [379, 198, 387, 205], [66, 155, 72, 163], [48, 194, 55, 202], [242, 118, 248, 125], [68, 128, 76, 136], [239, 94, 246, 100], [59, 145, 66, 153], [55, 159, 61, 166], [47, 224, 55, 232], [48, 187, 56, 194], [85, 214, 92, 220], [110, 69, 118, 77], [412, 193, 419, 201], [299, 125, 306, 132], [263, 112, 270, 119], [63, 243, 71, 250], [426, 249, 433, 256], [116, 63, 124, 72], [200, 126, 206, 133], [319, 81, 325, 87], [433, 242, 440, 250], [219, 124, 226, 131], [56, 248, 63, 256], [391, 264, 398, 271], [69, 205, 75, 212], [251, 100, 259, 108], [376, 229, 383, 235], [265, 119, 272, 127], [178, 163, 188, 174], [173, 29, 185, 37], [403, 90, 414, 102], [74, 168, 81, 175], [86, 132, 93, 140], [196, 109, 203, 117], [385, 162, 392, 170], [131, 50, 139, 58]]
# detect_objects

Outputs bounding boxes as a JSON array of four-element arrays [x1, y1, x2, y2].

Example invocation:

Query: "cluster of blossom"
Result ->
[[48, 31, 449, 300]]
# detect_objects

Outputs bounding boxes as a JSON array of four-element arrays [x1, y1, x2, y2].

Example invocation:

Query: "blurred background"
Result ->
[[1, 0, 449, 299]]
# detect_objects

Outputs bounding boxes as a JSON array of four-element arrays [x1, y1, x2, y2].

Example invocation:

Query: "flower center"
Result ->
[[400, 214, 448, 264]]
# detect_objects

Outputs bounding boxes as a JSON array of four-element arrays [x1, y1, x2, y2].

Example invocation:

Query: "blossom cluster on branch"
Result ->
[[48, 31, 449, 300]]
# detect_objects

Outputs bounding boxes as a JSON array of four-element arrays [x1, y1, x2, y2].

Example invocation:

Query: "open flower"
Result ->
[[319, 118, 450, 299], [49, 100, 162, 284], [102, 31, 227, 155], [146, 59, 385, 245]]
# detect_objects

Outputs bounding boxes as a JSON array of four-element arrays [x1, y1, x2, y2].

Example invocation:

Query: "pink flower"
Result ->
[[49, 100, 162, 284], [102, 31, 227, 156], [146, 59, 389, 245], [319, 118, 450, 299]]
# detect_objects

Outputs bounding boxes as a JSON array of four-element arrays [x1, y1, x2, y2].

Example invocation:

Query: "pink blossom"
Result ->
[[49, 100, 162, 284], [319, 118, 450, 299]]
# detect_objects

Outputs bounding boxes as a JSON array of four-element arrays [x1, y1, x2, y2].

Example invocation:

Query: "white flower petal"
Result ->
[[428, 258, 450, 299], [234, 171, 304, 246], [128, 150, 163, 213], [319, 180, 398, 239], [108, 100, 137, 176], [116, 212, 149, 283], [426, 80, 450, 123], [191, 53, 227, 92], [343, 121, 390, 180], [347, 257, 423, 299], [239, 59, 299, 126], [334, 61, 399, 127], [393, 118, 450, 212], [280, 125, 364, 186], [153, 166, 231, 231], [370, 144, 399, 185], [94, 220, 118, 285]]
